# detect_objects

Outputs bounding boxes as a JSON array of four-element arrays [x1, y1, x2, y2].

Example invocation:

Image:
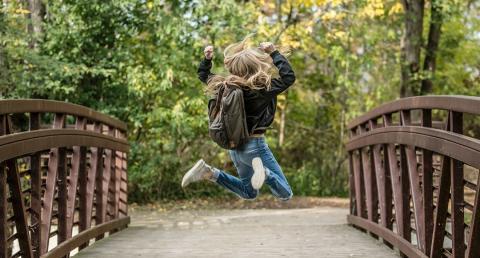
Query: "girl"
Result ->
[[181, 37, 295, 201]]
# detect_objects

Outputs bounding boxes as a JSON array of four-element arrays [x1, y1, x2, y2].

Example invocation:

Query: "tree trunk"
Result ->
[[28, 0, 45, 49], [400, 0, 425, 97], [421, 0, 443, 95]]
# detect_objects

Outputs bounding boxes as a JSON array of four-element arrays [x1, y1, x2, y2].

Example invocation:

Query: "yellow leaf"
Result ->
[[14, 8, 31, 14], [389, 2, 403, 15]]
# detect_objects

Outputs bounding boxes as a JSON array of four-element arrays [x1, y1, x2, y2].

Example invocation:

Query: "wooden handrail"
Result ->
[[347, 95, 480, 258], [0, 101, 129, 258]]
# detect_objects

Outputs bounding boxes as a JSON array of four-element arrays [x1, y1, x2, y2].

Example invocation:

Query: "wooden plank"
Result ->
[[381, 114, 394, 233], [5, 159, 34, 258], [399, 111, 412, 248], [361, 146, 378, 223], [349, 154, 355, 215], [401, 108, 424, 250], [112, 135, 121, 220], [95, 126, 113, 240], [421, 109, 433, 256], [120, 132, 128, 216], [65, 117, 87, 241], [4, 116, 34, 258], [467, 163, 480, 257], [430, 156, 451, 258], [57, 124, 68, 249], [449, 111, 464, 258], [0, 115, 7, 258], [29, 112, 42, 258], [40, 113, 65, 255], [372, 144, 393, 247], [79, 122, 103, 250], [386, 144, 410, 238], [352, 150, 366, 218], [405, 145, 425, 252]]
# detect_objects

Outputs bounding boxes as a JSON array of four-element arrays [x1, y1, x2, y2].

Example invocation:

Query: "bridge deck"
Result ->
[[74, 207, 399, 258]]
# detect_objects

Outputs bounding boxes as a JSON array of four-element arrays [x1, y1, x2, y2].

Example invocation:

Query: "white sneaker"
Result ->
[[181, 159, 213, 188], [251, 157, 266, 190]]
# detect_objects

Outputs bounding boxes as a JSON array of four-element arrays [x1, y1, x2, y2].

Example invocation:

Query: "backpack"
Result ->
[[208, 84, 249, 149]]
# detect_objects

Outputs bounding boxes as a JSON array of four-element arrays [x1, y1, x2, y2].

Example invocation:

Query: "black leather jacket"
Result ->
[[198, 50, 296, 134]]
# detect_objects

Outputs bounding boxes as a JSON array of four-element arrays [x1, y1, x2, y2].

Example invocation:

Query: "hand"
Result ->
[[259, 42, 276, 54], [204, 45, 214, 60]]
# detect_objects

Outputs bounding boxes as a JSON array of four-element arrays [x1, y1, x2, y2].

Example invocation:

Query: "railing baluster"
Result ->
[[112, 131, 122, 221], [352, 150, 366, 218], [399, 111, 412, 250], [4, 117, 34, 258], [0, 115, 7, 258], [401, 107, 426, 252], [430, 156, 451, 258], [349, 154, 356, 215], [65, 117, 87, 244], [430, 114, 452, 258], [449, 111, 464, 258], [372, 143, 393, 247], [466, 162, 480, 257], [421, 109, 433, 256], [29, 112, 42, 258], [361, 144, 379, 238], [79, 122, 103, 250], [95, 126, 114, 240], [405, 144, 425, 251], [120, 152, 128, 215], [41, 113, 66, 254]]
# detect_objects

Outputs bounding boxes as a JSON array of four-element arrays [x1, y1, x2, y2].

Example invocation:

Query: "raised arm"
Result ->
[[258, 42, 295, 96], [197, 45, 215, 84], [268, 50, 296, 95]]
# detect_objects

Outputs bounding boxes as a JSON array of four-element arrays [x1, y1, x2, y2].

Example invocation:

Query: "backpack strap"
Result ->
[[212, 84, 226, 117]]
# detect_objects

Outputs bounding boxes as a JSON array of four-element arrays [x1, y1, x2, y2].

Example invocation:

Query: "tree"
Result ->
[[420, 0, 443, 95], [400, 0, 424, 97]]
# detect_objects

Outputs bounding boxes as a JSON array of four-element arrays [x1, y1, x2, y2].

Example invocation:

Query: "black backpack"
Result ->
[[208, 84, 249, 149]]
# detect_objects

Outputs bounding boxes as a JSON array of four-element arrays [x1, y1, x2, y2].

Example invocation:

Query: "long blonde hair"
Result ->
[[206, 36, 276, 94]]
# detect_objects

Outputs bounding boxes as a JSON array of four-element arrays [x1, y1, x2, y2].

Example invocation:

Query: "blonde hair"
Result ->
[[206, 36, 276, 94]]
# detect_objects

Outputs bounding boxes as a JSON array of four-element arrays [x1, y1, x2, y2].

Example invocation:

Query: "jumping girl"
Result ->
[[181, 37, 295, 201]]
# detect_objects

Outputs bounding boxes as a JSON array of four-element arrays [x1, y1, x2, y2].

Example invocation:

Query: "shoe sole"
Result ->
[[182, 159, 204, 188], [251, 157, 266, 190]]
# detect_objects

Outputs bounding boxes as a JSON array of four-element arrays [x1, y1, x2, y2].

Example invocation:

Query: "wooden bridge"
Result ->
[[0, 96, 479, 258]]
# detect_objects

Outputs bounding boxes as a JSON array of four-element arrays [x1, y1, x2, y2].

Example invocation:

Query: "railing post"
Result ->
[[450, 111, 464, 258], [30, 112, 42, 258], [421, 109, 433, 256], [0, 115, 7, 258], [4, 116, 34, 258]]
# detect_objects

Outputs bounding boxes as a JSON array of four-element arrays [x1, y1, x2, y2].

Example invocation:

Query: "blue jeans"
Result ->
[[212, 137, 293, 201]]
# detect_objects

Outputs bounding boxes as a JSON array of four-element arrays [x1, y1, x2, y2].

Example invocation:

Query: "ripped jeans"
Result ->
[[212, 137, 293, 201]]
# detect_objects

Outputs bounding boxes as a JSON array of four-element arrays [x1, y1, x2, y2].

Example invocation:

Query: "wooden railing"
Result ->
[[346, 95, 480, 258], [0, 100, 130, 258]]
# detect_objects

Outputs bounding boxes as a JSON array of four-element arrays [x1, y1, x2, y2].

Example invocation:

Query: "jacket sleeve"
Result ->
[[267, 50, 296, 96], [197, 58, 214, 84]]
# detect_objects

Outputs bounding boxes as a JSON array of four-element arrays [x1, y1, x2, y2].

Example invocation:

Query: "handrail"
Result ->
[[0, 99, 127, 131], [348, 95, 480, 129], [346, 95, 480, 258], [0, 100, 129, 258]]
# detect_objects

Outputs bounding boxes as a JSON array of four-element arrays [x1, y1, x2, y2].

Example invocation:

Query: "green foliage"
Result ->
[[1, 0, 479, 203]]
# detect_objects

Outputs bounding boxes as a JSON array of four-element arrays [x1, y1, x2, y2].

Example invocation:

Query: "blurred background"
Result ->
[[1, 0, 479, 203]]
